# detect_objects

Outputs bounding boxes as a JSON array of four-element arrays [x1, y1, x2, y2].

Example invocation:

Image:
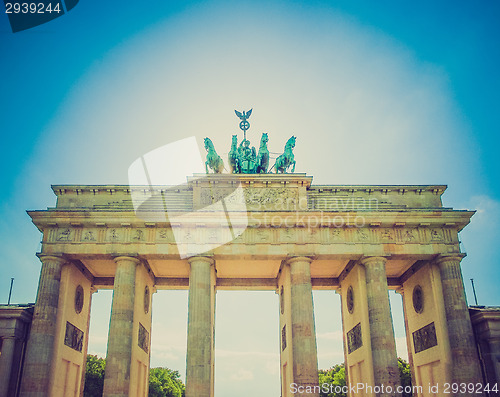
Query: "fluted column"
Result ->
[[361, 256, 399, 395], [20, 255, 66, 397], [185, 256, 216, 397], [289, 256, 319, 396], [0, 336, 16, 397], [103, 256, 140, 397], [436, 254, 483, 388]]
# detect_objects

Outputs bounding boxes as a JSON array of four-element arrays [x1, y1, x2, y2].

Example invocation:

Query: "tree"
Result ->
[[83, 355, 185, 397], [319, 358, 412, 397], [83, 355, 105, 397], [319, 363, 346, 397], [148, 367, 185, 397], [398, 357, 413, 397]]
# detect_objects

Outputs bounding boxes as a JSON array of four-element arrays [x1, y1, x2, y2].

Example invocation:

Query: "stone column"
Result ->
[[20, 255, 66, 397], [0, 336, 16, 397], [361, 256, 399, 394], [288, 256, 319, 395], [185, 256, 216, 397], [436, 254, 483, 386], [103, 256, 140, 397]]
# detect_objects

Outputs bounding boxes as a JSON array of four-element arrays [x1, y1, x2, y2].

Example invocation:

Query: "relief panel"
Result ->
[[106, 228, 122, 242], [81, 229, 97, 242], [130, 229, 147, 242], [413, 322, 438, 354], [56, 228, 74, 242], [156, 228, 175, 242], [347, 323, 362, 354]]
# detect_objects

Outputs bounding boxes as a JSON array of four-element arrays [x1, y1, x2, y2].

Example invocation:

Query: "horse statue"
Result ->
[[204, 137, 224, 173], [270, 136, 296, 173], [256, 132, 269, 173], [228, 135, 241, 173]]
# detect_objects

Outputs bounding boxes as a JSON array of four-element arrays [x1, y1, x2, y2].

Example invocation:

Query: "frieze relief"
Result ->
[[82, 229, 97, 242], [279, 228, 295, 243], [44, 224, 458, 248], [56, 228, 73, 242], [329, 228, 344, 242], [379, 228, 395, 243], [200, 188, 237, 207], [354, 228, 370, 243], [106, 228, 122, 242], [303, 228, 320, 244], [430, 228, 444, 242], [245, 187, 298, 209], [254, 228, 271, 243], [402, 228, 417, 243], [207, 228, 220, 243], [179, 228, 195, 243], [131, 228, 146, 242], [200, 187, 298, 209], [156, 228, 175, 242]]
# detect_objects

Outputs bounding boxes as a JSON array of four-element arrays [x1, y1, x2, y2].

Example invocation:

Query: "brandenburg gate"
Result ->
[[19, 174, 483, 396]]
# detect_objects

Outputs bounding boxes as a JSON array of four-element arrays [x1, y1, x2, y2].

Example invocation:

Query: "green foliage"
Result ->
[[83, 355, 185, 397], [398, 357, 413, 397], [148, 367, 185, 397], [319, 358, 412, 397], [83, 355, 105, 397], [318, 363, 346, 397]]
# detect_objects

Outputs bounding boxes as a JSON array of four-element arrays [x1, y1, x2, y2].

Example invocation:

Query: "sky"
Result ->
[[1, 0, 499, 395]]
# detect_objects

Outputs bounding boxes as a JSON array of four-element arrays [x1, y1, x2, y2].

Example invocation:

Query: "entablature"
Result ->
[[47, 177, 450, 212]]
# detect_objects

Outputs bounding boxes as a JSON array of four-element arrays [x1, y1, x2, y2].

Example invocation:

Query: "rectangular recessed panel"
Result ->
[[64, 322, 83, 352], [347, 322, 362, 354], [413, 322, 437, 353], [138, 323, 149, 353]]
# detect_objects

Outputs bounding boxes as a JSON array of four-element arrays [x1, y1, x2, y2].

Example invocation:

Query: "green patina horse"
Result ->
[[256, 132, 269, 173], [271, 136, 296, 173], [228, 135, 240, 173], [204, 137, 224, 173]]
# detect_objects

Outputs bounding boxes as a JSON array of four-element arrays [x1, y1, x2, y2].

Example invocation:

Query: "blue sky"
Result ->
[[1, 1, 499, 395]]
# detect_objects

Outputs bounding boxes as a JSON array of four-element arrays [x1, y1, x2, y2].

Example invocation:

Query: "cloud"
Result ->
[[87, 350, 106, 358], [465, 195, 500, 229], [230, 369, 254, 382], [152, 351, 180, 362]]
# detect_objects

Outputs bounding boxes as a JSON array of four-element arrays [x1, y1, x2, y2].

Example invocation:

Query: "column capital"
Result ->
[[434, 253, 466, 266], [394, 286, 404, 295], [113, 255, 140, 265], [359, 255, 388, 266], [284, 255, 315, 265], [187, 256, 215, 266], [36, 254, 66, 265]]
